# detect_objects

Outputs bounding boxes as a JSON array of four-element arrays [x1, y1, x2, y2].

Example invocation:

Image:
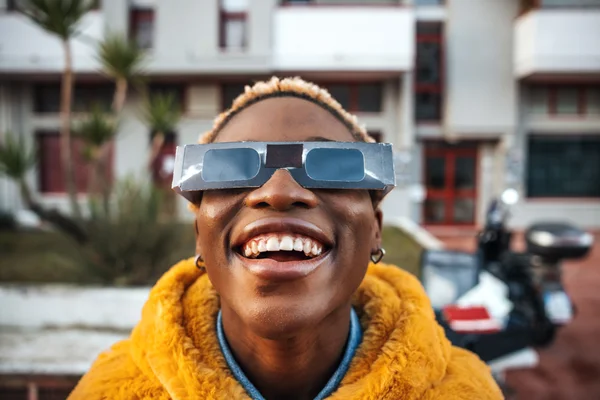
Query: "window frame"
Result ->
[[415, 22, 444, 124], [320, 82, 384, 113], [530, 85, 600, 117], [526, 134, 600, 199], [129, 7, 155, 50], [33, 83, 114, 114], [36, 131, 114, 195], [219, 10, 248, 50]]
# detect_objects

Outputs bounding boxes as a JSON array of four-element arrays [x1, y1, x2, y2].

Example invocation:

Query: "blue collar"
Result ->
[[216, 308, 363, 400]]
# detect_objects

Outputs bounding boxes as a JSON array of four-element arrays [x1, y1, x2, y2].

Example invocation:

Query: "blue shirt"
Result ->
[[216, 308, 363, 400]]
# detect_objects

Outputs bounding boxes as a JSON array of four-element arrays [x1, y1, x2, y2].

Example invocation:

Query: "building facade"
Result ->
[[0, 0, 599, 234]]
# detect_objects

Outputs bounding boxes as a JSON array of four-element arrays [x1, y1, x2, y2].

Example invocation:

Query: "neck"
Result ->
[[220, 304, 352, 400]]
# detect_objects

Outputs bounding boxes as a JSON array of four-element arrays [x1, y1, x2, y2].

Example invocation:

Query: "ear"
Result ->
[[371, 208, 383, 254], [194, 218, 203, 256]]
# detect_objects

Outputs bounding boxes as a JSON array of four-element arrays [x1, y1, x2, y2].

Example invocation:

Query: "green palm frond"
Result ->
[[0, 132, 37, 180], [98, 33, 146, 81], [144, 93, 181, 136], [74, 106, 117, 148], [17, 0, 99, 40]]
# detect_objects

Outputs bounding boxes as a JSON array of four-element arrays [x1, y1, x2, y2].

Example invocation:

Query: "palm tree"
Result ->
[[0, 132, 87, 242], [18, 0, 98, 221], [144, 92, 181, 173], [75, 107, 117, 215], [98, 33, 146, 114], [0, 133, 37, 205], [143, 92, 181, 217]]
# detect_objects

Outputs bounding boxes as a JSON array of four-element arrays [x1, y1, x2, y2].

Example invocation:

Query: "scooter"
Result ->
[[420, 189, 594, 390]]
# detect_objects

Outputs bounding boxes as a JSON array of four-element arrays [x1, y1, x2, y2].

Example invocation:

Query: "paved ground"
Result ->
[[428, 228, 600, 400]]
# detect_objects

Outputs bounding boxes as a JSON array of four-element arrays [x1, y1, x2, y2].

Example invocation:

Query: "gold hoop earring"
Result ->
[[194, 254, 205, 271], [370, 248, 386, 264]]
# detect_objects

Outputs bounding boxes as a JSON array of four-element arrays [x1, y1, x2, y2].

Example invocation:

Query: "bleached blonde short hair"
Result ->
[[198, 76, 375, 144]]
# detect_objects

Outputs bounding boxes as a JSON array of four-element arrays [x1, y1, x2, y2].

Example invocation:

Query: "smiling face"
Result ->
[[195, 97, 382, 338]]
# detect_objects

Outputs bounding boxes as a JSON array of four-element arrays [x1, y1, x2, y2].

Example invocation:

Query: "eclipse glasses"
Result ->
[[172, 141, 396, 203]]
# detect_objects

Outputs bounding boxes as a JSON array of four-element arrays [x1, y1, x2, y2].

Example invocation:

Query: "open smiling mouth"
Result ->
[[238, 234, 328, 262]]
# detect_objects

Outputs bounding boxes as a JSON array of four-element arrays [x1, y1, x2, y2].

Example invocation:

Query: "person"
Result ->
[[68, 77, 502, 400]]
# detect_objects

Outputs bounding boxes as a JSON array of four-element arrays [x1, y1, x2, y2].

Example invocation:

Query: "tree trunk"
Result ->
[[148, 132, 165, 172], [61, 40, 83, 220], [113, 78, 128, 115]]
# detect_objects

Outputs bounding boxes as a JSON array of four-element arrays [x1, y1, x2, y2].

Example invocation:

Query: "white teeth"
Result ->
[[266, 237, 279, 252], [293, 238, 304, 252], [311, 244, 319, 256], [242, 234, 326, 259], [280, 236, 294, 251], [303, 241, 311, 254], [258, 240, 267, 252]]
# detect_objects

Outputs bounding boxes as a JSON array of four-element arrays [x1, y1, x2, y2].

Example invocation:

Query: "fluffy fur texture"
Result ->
[[68, 258, 502, 400]]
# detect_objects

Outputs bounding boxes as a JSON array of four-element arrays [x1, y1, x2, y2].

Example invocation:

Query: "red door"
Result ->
[[423, 142, 478, 225]]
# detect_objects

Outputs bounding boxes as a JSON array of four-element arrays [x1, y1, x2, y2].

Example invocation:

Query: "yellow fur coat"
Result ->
[[68, 258, 503, 399]]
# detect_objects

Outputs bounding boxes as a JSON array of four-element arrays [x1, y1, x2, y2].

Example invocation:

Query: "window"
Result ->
[[220, 0, 248, 50], [129, 8, 154, 50], [33, 83, 113, 113], [527, 135, 600, 198], [368, 131, 383, 143], [415, 22, 443, 123], [529, 85, 600, 116], [149, 83, 187, 112], [414, 0, 445, 5], [322, 83, 383, 113], [221, 82, 251, 110], [37, 132, 113, 194]]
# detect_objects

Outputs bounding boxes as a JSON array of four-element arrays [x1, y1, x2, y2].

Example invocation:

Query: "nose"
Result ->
[[245, 169, 319, 211]]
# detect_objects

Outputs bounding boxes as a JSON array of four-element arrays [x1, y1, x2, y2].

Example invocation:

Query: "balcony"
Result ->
[[514, 8, 600, 78], [272, 5, 415, 72]]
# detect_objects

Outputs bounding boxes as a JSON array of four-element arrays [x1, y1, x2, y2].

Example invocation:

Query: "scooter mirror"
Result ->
[[501, 188, 519, 205]]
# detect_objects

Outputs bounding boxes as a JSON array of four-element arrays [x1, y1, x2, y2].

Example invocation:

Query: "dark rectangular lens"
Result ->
[[202, 148, 261, 182], [305, 148, 365, 182], [266, 144, 303, 168]]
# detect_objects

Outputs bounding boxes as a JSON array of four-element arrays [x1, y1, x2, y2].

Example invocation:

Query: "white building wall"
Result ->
[[445, 0, 519, 138]]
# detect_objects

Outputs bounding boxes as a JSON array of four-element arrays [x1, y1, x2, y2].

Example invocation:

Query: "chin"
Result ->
[[238, 295, 328, 339]]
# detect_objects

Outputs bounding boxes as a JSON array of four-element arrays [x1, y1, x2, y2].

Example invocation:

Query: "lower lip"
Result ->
[[234, 251, 331, 282]]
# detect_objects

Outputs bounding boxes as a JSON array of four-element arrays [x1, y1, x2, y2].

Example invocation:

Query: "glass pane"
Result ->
[[426, 157, 445, 189], [225, 18, 246, 50], [416, 92, 441, 121], [453, 199, 475, 223], [222, 83, 247, 110], [527, 136, 600, 197], [357, 84, 383, 112], [305, 148, 365, 182], [424, 199, 445, 223], [555, 87, 579, 115], [541, 0, 600, 7], [415, 0, 444, 5], [222, 0, 249, 12], [327, 85, 351, 110], [587, 88, 600, 116], [455, 156, 476, 190], [530, 87, 549, 114], [417, 22, 442, 35], [416, 41, 441, 85]]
